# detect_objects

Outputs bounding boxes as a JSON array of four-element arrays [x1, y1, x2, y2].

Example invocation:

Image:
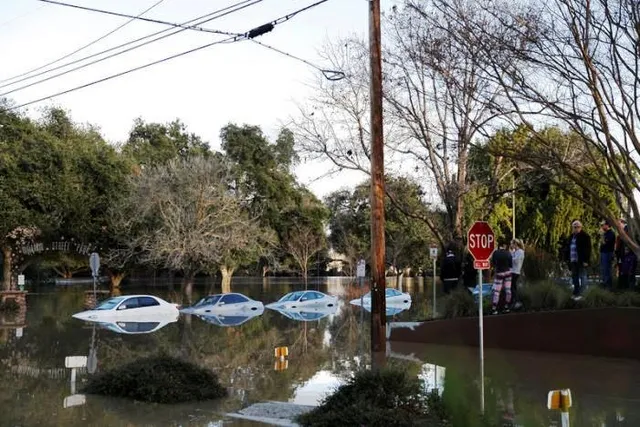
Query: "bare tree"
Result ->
[[291, 1, 524, 243], [446, 0, 640, 252], [284, 224, 326, 288], [123, 156, 269, 301]]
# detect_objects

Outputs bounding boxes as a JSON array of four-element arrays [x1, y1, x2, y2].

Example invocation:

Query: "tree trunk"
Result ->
[[110, 272, 125, 289], [221, 266, 234, 294], [303, 268, 308, 290], [262, 265, 270, 277], [182, 274, 195, 304], [2, 246, 12, 291]]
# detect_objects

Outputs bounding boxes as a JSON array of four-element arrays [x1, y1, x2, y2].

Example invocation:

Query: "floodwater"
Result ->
[[1, 277, 639, 426]]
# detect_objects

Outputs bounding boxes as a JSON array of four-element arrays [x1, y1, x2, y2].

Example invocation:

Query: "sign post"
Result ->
[[467, 221, 495, 414], [356, 258, 366, 317], [429, 245, 439, 318], [89, 252, 100, 302]]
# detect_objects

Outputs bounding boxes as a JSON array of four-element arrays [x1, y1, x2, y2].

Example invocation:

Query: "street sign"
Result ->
[[467, 221, 495, 264], [63, 394, 86, 408], [356, 259, 366, 278], [473, 260, 490, 270], [65, 356, 87, 369], [429, 245, 439, 259], [548, 389, 572, 410], [89, 253, 100, 277], [17, 275, 25, 285]]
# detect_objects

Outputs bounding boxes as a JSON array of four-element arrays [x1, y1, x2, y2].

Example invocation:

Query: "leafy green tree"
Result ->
[[326, 176, 434, 276], [220, 124, 327, 274], [122, 118, 210, 167]]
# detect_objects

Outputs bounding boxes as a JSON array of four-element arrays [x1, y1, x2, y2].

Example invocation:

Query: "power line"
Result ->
[[0, 0, 168, 86], [0, 0, 264, 97], [36, 0, 238, 37], [7, 0, 333, 111], [39, 0, 344, 81], [0, 4, 46, 29], [0, 0, 262, 92]]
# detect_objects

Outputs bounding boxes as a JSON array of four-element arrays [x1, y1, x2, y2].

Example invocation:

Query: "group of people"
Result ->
[[440, 239, 526, 315], [562, 218, 637, 299]]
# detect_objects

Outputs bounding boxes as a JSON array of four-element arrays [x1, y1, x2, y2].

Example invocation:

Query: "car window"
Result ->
[[385, 288, 402, 297], [311, 292, 325, 299], [280, 291, 304, 302], [197, 295, 222, 306], [138, 297, 160, 307], [116, 322, 159, 333], [95, 297, 124, 310], [221, 294, 249, 304], [118, 297, 140, 310]]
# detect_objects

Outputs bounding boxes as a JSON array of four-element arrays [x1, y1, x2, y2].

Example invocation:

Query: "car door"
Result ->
[[115, 297, 142, 318], [136, 296, 163, 315]]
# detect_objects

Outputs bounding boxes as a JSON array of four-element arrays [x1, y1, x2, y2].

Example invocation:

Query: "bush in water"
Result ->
[[82, 356, 226, 403], [296, 367, 447, 427], [0, 299, 20, 312]]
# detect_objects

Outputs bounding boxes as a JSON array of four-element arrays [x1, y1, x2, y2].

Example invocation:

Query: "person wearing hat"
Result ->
[[600, 219, 616, 289], [564, 220, 591, 299]]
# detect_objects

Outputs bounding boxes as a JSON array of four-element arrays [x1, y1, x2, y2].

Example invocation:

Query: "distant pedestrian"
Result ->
[[599, 219, 616, 289], [440, 244, 461, 294], [510, 239, 525, 308], [564, 220, 591, 300], [618, 246, 637, 290], [491, 240, 513, 314], [615, 218, 629, 281]]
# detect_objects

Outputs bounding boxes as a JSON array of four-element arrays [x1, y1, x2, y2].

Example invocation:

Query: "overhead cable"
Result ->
[[0, 0, 168, 86], [0, 0, 263, 92], [7, 0, 333, 110]]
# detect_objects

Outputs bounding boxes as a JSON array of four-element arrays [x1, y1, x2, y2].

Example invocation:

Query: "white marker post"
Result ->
[[429, 245, 439, 318], [356, 258, 366, 314], [467, 221, 495, 414]]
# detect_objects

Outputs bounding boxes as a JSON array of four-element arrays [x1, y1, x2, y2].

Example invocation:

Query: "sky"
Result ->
[[0, 0, 385, 197]]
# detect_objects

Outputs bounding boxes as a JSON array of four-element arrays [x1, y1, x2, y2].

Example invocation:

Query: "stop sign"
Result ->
[[467, 221, 495, 261]]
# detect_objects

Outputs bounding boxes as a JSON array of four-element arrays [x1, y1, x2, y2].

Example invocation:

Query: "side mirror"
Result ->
[[117, 305, 127, 310]]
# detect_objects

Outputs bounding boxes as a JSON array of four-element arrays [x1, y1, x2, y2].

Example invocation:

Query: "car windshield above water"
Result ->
[[278, 291, 305, 302], [195, 295, 222, 306], [95, 297, 125, 310], [385, 288, 403, 297]]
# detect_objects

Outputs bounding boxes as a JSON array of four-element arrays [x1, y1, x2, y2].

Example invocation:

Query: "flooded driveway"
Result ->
[[1, 277, 639, 426]]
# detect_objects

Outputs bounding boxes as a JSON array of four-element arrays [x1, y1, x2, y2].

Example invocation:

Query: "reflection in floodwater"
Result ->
[[269, 304, 338, 322], [1, 278, 640, 426], [193, 308, 264, 327]]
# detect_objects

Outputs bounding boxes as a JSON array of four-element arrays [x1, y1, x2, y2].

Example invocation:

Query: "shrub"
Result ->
[[616, 291, 640, 308], [0, 299, 20, 312], [581, 286, 618, 308], [82, 356, 226, 403], [296, 368, 444, 427], [522, 246, 563, 281], [442, 288, 477, 319], [518, 281, 571, 312]]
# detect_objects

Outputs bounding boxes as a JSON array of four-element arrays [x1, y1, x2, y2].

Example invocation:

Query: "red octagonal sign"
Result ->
[[467, 221, 495, 262]]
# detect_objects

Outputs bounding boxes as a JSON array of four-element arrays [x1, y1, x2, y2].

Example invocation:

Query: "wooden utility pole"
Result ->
[[369, 0, 387, 367]]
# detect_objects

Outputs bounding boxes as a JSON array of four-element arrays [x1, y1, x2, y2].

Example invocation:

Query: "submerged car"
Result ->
[[180, 293, 263, 315], [360, 301, 412, 317], [72, 295, 179, 321], [270, 304, 338, 322], [349, 288, 411, 307], [266, 291, 338, 310]]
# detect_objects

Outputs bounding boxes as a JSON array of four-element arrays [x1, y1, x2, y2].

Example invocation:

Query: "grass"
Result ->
[[440, 281, 640, 319], [296, 368, 449, 427], [82, 356, 227, 403]]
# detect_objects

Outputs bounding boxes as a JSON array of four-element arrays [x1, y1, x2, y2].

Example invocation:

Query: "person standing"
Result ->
[[565, 220, 591, 299], [618, 245, 637, 290], [599, 220, 616, 289], [491, 240, 513, 314], [440, 244, 461, 294], [615, 218, 629, 281], [510, 239, 525, 308]]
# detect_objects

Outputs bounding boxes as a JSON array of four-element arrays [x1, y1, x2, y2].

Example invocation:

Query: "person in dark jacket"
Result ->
[[440, 244, 461, 294], [615, 218, 629, 281], [618, 245, 637, 290], [599, 219, 616, 289], [491, 240, 513, 314], [564, 220, 592, 299]]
